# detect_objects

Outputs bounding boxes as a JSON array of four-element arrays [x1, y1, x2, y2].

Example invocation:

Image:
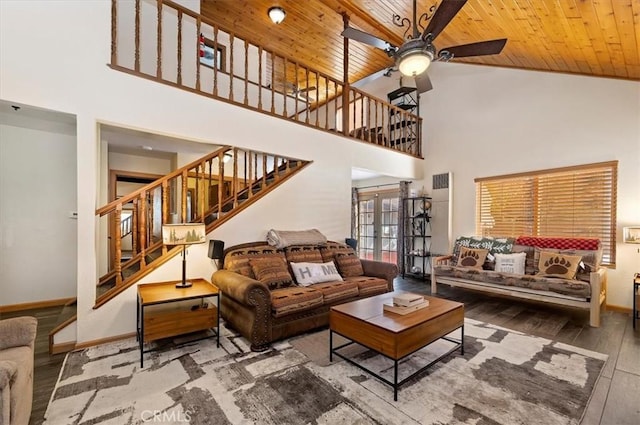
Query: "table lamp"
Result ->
[[162, 223, 206, 288]]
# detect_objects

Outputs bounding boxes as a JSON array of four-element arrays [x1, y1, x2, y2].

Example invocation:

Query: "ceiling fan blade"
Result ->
[[342, 26, 395, 52], [440, 39, 507, 58], [415, 73, 433, 94], [422, 0, 468, 41], [297, 86, 317, 93]]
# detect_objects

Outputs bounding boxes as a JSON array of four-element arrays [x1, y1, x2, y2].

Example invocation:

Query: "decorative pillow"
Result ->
[[334, 253, 364, 277], [536, 251, 581, 279], [249, 257, 294, 290], [494, 252, 527, 275], [284, 245, 323, 263], [451, 236, 514, 267], [290, 261, 343, 286], [457, 246, 489, 269]]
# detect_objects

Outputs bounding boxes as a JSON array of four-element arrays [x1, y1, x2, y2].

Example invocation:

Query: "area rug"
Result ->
[[44, 318, 607, 425]]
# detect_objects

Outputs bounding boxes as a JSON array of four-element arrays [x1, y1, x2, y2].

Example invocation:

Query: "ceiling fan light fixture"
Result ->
[[397, 49, 433, 77], [268, 6, 286, 24]]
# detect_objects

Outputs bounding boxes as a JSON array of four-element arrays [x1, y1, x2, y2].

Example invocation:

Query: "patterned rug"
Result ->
[[44, 318, 607, 425]]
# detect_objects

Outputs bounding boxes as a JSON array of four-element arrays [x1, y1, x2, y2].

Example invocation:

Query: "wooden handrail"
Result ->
[[96, 144, 312, 306]]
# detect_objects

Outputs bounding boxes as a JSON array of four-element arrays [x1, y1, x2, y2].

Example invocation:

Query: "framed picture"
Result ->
[[199, 36, 226, 71], [623, 226, 640, 244]]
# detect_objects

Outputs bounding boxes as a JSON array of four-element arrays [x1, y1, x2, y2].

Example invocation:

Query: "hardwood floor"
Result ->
[[5, 276, 639, 424]]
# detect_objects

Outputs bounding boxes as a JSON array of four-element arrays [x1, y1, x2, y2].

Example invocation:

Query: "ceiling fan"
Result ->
[[342, 0, 507, 93], [271, 80, 317, 101]]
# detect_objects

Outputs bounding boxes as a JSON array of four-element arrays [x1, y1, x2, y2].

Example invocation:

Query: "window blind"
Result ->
[[475, 161, 617, 265]]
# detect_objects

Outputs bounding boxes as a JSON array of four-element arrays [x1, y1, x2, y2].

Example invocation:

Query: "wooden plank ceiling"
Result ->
[[201, 0, 640, 89]]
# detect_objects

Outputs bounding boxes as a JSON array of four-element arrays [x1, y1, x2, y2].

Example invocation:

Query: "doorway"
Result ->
[[357, 190, 399, 263]]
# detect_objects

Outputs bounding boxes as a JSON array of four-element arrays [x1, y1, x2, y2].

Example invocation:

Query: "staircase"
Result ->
[[48, 145, 311, 353]]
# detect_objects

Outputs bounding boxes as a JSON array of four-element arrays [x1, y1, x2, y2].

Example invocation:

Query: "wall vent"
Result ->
[[433, 173, 449, 190]]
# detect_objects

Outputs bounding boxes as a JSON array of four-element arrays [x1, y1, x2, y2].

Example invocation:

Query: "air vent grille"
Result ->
[[433, 173, 449, 190]]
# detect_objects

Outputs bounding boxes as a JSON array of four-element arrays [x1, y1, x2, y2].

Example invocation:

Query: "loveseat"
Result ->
[[0, 316, 37, 425], [431, 236, 607, 327], [211, 241, 398, 351]]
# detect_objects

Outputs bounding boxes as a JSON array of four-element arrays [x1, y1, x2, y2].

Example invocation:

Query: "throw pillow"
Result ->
[[334, 252, 364, 277], [290, 261, 343, 286], [249, 257, 294, 290], [494, 252, 527, 275], [457, 246, 489, 269], [536, 251, 581, 279]]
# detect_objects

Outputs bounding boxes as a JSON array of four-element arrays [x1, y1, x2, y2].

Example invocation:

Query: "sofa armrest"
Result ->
[[360, 259, 398, 291], [0, 317, 37, 351], [211, 270, 270, 308]]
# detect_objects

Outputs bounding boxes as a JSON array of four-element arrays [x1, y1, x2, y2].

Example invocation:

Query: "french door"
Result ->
[[357, 191, 399, 263]]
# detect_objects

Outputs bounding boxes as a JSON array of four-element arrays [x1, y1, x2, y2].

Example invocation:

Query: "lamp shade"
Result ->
[[162, 223, 206, 245], [398, 51, 432, 76]]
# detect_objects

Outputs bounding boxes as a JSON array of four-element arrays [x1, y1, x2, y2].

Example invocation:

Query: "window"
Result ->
[[475, 161, 617, 265]]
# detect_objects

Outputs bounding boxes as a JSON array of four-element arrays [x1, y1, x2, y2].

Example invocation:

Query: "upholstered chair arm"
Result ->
[[211, 270, 270, 308], [433, 255, 453, 265], [360, 260, 398, 291], [0, 360, 17, 389], [0, 317, 37, 351]]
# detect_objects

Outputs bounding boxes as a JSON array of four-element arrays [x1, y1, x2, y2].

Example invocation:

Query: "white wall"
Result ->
[[0, 122, 77, 305], [420, 62, 640, 309], [0, 1, 421, 342]]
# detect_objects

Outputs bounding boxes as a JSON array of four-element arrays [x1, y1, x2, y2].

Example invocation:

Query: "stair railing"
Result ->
[[95, 145, 310, 307], [109, 0, 422, 157]]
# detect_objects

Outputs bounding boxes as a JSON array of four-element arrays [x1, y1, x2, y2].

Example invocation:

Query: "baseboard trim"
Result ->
[[605, 304, 632, 314], [50, 341, 77, 355], [0, 297, 76, 313], [74, 332, 137, 351]]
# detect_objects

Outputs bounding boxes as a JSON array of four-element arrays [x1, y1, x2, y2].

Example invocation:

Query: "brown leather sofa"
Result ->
[[212, 241, 397, 351], [0, 316, 37, 425]]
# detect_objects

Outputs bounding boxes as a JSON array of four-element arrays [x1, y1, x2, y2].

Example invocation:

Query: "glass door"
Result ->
[[357, 191, 399, 263]]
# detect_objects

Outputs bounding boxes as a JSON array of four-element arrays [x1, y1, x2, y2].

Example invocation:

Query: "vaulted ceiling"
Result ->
[[201, 0, 640, 86]]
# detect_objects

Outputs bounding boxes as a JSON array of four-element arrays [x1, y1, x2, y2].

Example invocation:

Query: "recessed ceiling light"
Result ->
[[141, 145, 153, 151]]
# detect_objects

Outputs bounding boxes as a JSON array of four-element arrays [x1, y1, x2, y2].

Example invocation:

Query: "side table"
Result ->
[[137, 278, 220, 367], [634, 273, 640, 330]]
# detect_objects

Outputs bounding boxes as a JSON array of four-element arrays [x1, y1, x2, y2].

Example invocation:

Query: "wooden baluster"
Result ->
[[132, 198, 138, 255], [283, 57, 288, 117], [262, 154, 267, 188], [258, 46, 263, 110], [305, 67, 310, 123], [360, 94, 365, 141], [270, 52, 275, 113], [218, 153, 224, 215], [162, 181, 169, 254], [233, 148, 238, 208], [134, 0, 140, 72], [248, 150, 254, 199], [315, 71, 319, 127], [139, 192, 147, 268], [111, 0, 117, 65], [294, 62, 299, 119], [374, 98, 379, 144], [156, 0, 162, 78], [244, 39, 249, 105], [325, 77, 329, 129], [196, 19, 201, 91], [177, 10, 182, 86], [213, 26, 219, 96], [114, 206, 123, 286], [181, 171, 188, 222], [228, 33, 234, 101]]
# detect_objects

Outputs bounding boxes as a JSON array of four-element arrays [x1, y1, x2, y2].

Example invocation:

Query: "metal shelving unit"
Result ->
[[402, 196, 431, 280]]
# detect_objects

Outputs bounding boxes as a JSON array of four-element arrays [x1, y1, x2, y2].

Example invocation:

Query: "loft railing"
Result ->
[[95, 144, 311, 307], [109, 0, 422, 157]]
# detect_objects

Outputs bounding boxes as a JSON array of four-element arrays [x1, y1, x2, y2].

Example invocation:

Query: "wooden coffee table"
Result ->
[[329, 291, 464, 401]]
